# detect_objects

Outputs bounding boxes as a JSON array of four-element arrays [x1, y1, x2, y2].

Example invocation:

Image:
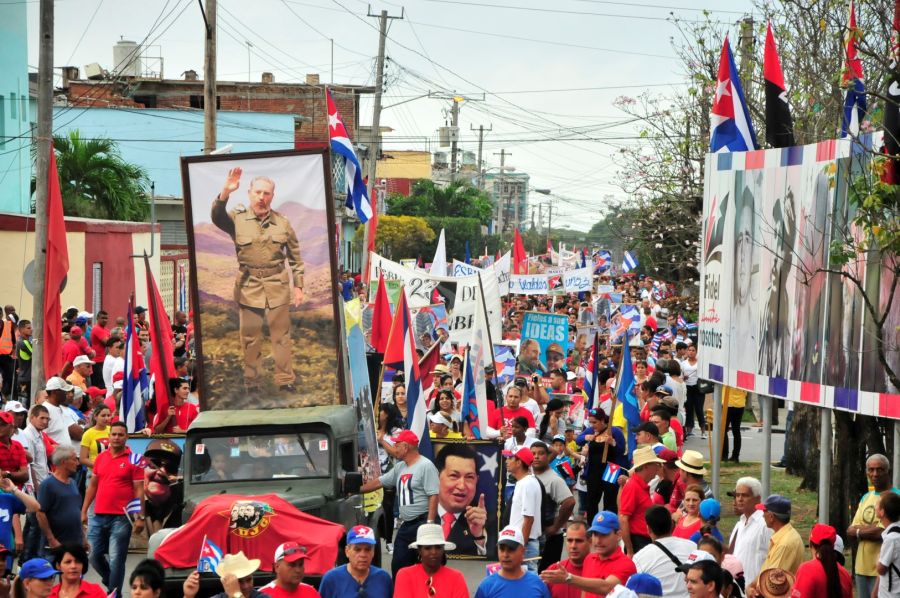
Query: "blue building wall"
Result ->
[[0, 3, 32, 214], [52, 107, 296, 197]]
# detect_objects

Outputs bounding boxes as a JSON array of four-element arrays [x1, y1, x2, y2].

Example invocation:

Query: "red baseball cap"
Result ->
[[502, 447, 534, 467], [0, 412, 13, 425], [86, 387, 105, 397], [274, 542, 309, 563], [69, 326, 83, 335], [390, 430, 420, 446], [810, 523, 837, 546]]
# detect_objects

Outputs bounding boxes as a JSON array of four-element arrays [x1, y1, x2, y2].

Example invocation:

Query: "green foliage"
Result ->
[[423, 217, 483, 263], [356, 215, 435, 260], [386, 180, 493, 224], [49, 130, 151, 221]]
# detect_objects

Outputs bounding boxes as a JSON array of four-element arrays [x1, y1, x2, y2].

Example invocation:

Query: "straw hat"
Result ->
[[215, 551, 261, 579], [409, 523, 456, 551], [675, 450, 706, 476], [757, 568, 795, 598], [630, 446, 665, 472]]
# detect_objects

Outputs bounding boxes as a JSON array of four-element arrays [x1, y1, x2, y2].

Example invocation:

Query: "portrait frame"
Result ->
[[180, 148, 346, 411]]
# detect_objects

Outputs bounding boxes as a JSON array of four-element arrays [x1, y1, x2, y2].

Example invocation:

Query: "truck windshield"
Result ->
[[190, 432, 331, 483]]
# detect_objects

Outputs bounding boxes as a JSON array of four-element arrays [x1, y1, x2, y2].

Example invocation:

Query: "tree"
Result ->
[[357, 215, 435, 260], [48, 130, 150, 221], [423, 217, 483, 264], [386, 180, 493, 224]]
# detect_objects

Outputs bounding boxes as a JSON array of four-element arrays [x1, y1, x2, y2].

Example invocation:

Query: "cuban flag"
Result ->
[[125, 497, 142, 516], [121, 301, 149, 433], [398, 473, 415, 506], [129, 452, 148, 469], [383, 290, 432, 458], [494, 344, 517, 386], [582, 334, 600, 411], [618, 331, 641, 460], [622, 251, 639, 273], [198, 536, 224, 573], [841, 0, 867, 138], [710, 36, 758, 152], [602, 462, 622, 484], [326, 88, 373, 223], [677, 314, 687, 329], [178, 263, 187, 313], [460, 349, 482, 438]]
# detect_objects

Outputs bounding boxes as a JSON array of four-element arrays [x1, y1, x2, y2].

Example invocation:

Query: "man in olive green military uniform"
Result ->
[[212, 167, 303, 392]]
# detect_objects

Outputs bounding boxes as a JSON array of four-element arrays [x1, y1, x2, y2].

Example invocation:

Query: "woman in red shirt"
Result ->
[[49, 545, 107, 598], [672, 485, 703, 540], [393, 524, 468, 598], [791, 524, 852, 597]]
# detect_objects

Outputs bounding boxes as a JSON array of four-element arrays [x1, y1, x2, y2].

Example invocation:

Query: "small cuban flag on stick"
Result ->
[[602, 462, 622, 484], [123, 497, 142, 524], [198, 535, 224, 573]]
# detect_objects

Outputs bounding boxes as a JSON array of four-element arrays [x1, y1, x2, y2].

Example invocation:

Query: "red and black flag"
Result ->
[[883, 0, 900, 183], [764, 22, 795, 148]]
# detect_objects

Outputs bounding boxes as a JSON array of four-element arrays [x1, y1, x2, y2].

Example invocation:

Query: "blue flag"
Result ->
[[465, 240, 471, 265], [460, 349, 481, 439], [618, 332, 641, 460]]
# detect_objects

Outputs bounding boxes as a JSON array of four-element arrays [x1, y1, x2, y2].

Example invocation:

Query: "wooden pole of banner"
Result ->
[[894, 421, 900, 490], [818, 406, 832, 523], [476, 273, 499, 395], [760, 394, 772, 499], [711, 384, 723, 499]]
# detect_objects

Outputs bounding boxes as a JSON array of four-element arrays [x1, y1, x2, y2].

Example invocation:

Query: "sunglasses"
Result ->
[[426, 576, 436, 596]]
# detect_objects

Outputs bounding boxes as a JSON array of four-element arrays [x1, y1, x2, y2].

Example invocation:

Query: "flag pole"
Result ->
[[601, 331, 629, 464], [198, 534, 208, 569]]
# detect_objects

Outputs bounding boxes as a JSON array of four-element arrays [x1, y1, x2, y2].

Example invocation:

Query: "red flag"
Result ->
[[43, 148, 69, 378], [764, 22, 795, 148], [370, 273, 393, 353], [417, 343, 442, 395], [382, 290, 419, 380], [512, 229, 527, 274], [144, 256, 176, 430], [546, 238, 552, 255]]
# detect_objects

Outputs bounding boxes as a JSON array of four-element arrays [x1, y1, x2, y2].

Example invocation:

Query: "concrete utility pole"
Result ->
[[364, 7, 402, 275], [31, 0, 54, 395], [203, 0, 217, 154], [494, 149, 511, 235], [471, 123, 491, 190], [449, 98, 461, 177], [737, 17, 755, 103]]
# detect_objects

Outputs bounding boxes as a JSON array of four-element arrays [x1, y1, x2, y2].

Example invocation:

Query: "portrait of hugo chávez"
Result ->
[[434, 443, 498, 559]]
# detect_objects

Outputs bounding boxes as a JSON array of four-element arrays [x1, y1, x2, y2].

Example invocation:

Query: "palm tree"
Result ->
[[48, 130, 150, 221]]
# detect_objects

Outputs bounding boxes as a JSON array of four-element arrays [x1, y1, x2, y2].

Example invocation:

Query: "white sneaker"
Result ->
[[700, 433, 708, 439], [386, 543, 394, 554]]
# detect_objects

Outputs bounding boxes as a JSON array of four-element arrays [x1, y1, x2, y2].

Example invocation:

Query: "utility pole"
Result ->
[[471, 123, 491, 190], [31, 0, 54, 395], [737, 16, 755, 101], [365, 7, 403, 275], [547, 203, 552, 244], [203, 0, 217, 154], [449, 98, 461, 178], [494, 149, 510, 237]]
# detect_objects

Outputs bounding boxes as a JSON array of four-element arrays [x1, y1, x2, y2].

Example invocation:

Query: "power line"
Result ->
[[417, 0, 730, 23]]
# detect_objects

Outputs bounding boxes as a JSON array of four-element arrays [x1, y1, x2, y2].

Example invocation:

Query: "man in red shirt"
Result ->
[[81, 421, 144, 596], [540, 511, 636, 597], [90, 311, 110, 388], [490, 386, 535, 435], [259, 542, 321, 597], [542, 519, 591, 598], [61, 326, 94, 374], [0, 412, 28, 488], [153, 378, 199, 434], [619, 446, 663, 556]]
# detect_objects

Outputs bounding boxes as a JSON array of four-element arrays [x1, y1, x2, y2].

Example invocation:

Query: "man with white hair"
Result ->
[[727, 476, 771, 585]]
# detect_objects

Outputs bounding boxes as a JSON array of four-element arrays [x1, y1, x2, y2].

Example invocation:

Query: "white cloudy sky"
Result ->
[[27, 0, 757, 231]]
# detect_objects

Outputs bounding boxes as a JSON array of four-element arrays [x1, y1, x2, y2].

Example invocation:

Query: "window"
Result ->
[[188, 95, 220, 109], [191, 431, 331, 483], [132, 95, 157, 108]]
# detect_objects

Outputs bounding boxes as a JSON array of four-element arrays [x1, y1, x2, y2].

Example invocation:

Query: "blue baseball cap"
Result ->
[[626, 573, 663, 597], [20, 558, 58, 580], [763, 494, 791, 517], [589, 511, 620, 535], [347, 525, 376, 545], [700, 498, 721, 521]]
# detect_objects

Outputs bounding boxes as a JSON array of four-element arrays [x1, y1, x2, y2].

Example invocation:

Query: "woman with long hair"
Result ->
[[673, 485, 704, 539], [538, 398, 566, 443], [48, 545, 105, 598], [376, 401, 404, 553], [430, 390, 461, 433], [578, 408, 627, 524], [79, 405, 111, 471], [790, 524, 851, 597], [392, 385, 408, 422]]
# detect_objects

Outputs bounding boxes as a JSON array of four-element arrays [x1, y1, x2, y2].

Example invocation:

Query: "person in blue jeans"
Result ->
[[81, 422, 144, 596]]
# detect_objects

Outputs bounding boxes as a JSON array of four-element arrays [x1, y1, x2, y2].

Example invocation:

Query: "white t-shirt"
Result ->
[[521, 398, 541, 428], [43, 402, 72, 446], [509, 474, 542, 541], [633, 536, 696, 597], [878, 522, 900, 598], [680, 359, 699, 386]]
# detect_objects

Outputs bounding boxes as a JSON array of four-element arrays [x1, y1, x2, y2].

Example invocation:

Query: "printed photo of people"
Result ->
[[181, 150, 342, 410]]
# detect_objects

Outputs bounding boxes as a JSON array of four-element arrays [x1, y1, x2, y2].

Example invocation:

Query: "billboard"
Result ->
[[181, 149, 344, 410], [699, 139, 899, 418]]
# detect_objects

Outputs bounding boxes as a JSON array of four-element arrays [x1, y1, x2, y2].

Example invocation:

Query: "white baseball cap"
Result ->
[[3, 401, 26, 414], [497, 525, 525, 547], [428, 412, 453, 428], [45, 377, 74, 392]]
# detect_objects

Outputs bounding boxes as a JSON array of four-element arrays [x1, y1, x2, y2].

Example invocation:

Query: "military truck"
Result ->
[[148, 406, 382, 593]]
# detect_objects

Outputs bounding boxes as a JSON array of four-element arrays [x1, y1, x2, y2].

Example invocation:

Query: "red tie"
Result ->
[[442, 512, 455, 539]]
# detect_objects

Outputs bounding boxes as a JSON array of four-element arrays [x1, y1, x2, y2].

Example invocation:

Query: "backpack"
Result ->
[[533, 475, 557, 530]]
